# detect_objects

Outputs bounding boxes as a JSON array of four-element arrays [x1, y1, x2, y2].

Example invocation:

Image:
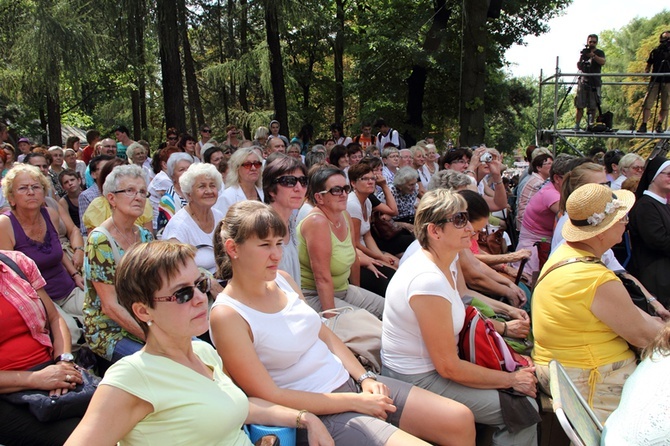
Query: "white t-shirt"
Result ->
[[162, 207, 224, 274], [346, 193, 371, 246], [382, 249, 465, 374]]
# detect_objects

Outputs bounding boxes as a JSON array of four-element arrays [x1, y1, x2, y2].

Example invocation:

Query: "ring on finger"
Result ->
[[65, 374, 72, 383]]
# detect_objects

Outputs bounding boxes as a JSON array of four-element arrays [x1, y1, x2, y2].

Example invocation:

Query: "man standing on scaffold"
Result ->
[[574, 34, 606, 131], [638, 30, 670, 133]]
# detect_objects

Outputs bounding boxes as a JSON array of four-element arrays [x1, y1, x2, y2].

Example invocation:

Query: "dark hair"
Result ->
[[89, 154, 115, 175], [23, 152, 48, 165], [439, 148, 472, 170], [330, 122, 345, 136], [200, 123, 211, 132], [114, 125, 130, 136], [214, 201, 287, 280], [166, 127, 178, 138], [97, 158, 126, 190], [85, 129, 101, 144], [116, 241, 197, 335], [374, 118, 387, 128], [549, 154, 576, 183], [346, 143, 362, 156], [347, 162, 373, 183], [65, 136, 80, 149], [524, 145, 537, 162], [603, 150, 624, 174], [177, 133, 196, 151], [458, 189, 489, 222], [262, 155, 307, 204], [307, 166, 345, 202], [297, 124, 314, 141], [360, 156, 383, 170], [58, 168, 80, 185], [328, 145, 348, 167], [203, 146, 224, 164], [531, 153, 553, 173]]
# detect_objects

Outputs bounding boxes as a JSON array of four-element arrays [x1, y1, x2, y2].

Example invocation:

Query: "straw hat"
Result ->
[[562, 184, 635, 242]]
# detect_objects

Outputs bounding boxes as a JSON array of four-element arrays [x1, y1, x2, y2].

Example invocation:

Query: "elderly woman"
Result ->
[[287, 142, 303, 160], [0, 250, 82, 446], [63, 148, 86, 180], [421, 143, 439, 179], [411, 146, 430, 191], [83, 165, 154, 363], [126, 142, 154, 185], [0, 164, 86, 341], [464, 147, 508, 212], [629, 156, 670, 307], [148, 147, 179, 230], [162, 163, 223, 279], [262, 155, 308, 285], [210, 201, 476, 446], [533, 183, 663, 423], [297, 167, 385, 318], [156, 153, 193, 235], [215, 146, 264, 216], [388, 166, 420, 224], [253, 126, 269, 147], [382, 189, 539, 446], [67, 241, 332, 446], [380, 147, 400, 185], [47, 147, 66, 198], [515, 153, 553, 230], [611, 153, 645, 190]]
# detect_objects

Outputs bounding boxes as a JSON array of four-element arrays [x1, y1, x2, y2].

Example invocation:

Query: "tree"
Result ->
[[264, 0, 289, 136], [156, 0, 186, 132]]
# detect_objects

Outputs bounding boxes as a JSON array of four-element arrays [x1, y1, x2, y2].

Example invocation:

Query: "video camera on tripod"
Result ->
[[579, 45, 593, 70]]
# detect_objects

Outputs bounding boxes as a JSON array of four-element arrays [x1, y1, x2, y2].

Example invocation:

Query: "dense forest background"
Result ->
[[0, 0, 667, 156]]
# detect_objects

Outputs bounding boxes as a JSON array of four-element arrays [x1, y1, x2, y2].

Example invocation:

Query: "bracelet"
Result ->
[[502, 321, 508, 337], [647, 296, 658, 304], [492, 180, 503, 186], [73, 246, 84, 252], [296, 409, 308, 429], [464, 170, 475, 175], [71, 272, 81, 278]]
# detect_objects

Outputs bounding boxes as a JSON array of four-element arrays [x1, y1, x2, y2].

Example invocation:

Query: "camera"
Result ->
[[480, 153, 492, 163]]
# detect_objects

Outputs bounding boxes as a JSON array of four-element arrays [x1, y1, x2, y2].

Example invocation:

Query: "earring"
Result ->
[[147, 320, 153, 327]]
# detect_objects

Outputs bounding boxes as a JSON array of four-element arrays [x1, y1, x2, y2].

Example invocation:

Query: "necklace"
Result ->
[[188, 205, 213, 230], [111, 217, 137, 246], [319, 209, 342, 229]]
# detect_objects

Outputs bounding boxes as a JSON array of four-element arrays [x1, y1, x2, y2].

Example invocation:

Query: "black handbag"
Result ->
[[615, 272, 651, 315], [0, 361, 100, 422]]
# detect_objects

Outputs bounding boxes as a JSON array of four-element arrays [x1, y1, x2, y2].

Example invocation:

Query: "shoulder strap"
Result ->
[[91, 226, 123, 264], [535, 256, 603, 287], [0, 252, 29, 282]]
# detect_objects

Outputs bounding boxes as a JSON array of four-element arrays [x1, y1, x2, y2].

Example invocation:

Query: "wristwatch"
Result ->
[[56, 353, 74, 363], [356, 371, 377, 385]]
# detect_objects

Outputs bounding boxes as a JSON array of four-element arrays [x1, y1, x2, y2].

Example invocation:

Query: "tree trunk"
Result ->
[[46, 91, 62, 146], [333, 0, 345, 124], [406, 0, 450, 131], [156, 0, 186, 132], [217, 0, 230, 124], [239, 0, 249, 112], [264, 0, 289, 136], [178, 0, 205, 135], [137, 1, 148, 137], [459, 0, 488, 146]]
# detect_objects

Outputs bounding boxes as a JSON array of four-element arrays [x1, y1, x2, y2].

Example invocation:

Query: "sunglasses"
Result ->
[[202, 129, 211, 133], [437, 211, 469, 229], [319, 185, 351, 196], [241, 161, 263, 170], [153, 276, 210, 304], [273, 175, 308, 187]]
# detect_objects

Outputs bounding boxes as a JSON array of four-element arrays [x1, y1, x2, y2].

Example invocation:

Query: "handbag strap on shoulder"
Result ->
[[535, 256, 603, 286]]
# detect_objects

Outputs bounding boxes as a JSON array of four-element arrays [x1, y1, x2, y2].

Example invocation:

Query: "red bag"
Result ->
[[458, 306, 528, 372]]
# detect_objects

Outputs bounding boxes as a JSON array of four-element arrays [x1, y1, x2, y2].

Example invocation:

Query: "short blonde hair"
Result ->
[[414, 188, 466, 249], [2, 164, 51, 203]]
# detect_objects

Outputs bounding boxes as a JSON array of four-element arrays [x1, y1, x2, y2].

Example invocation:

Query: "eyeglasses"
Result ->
[[202, 129, 211, 133], [437, 211, 469, 229], [629, 165, 644, 172], [358, 176, 376, 182], [600, 181, 611, 187], [619, 214, 629, 224], [15, 184, 44, 194], [153, 276, 210, 304], [113, 188, 148, 198], [452, 159, 468, 164], [102, 145, 116, 149], [273, 175, 308, 187], [241, 161, 263, 170], [319, 185, 351, 196]]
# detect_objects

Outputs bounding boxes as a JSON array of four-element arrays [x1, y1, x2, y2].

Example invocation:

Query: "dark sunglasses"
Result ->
[[241, 161, 263, 170], [273, 175, 308, 187], [437, 211, 469, 229], [202, 129, 211, 133], [153, 276, 210, 304], [319, 185, 351, 196]]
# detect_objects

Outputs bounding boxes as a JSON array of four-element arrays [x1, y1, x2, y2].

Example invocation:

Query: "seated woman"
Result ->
[[83, 165, 154, 363], [515, 153, 553, 231], [347, 162, 396, 296], [532, 183, 663, 423], [297, 167, 385, 318], [385, 166, 420, 225], [382, 189, 539, 446], [0, 250, 82, 446], [210, 201, 476, 446], [629, 156, 670, 307], [611, 152, 644, 190], [601, 322, 670, 444], [216, 147, 264, 216], [66, 241, 332, 446], [156, 153, 193, 235]]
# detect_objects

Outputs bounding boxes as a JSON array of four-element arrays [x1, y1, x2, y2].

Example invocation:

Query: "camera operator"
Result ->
[[574, 34, 606, 131], [638, 30, 670, 133]]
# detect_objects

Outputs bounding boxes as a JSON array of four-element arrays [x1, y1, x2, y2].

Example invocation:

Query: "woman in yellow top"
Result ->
[[531, 183, 663, 423]]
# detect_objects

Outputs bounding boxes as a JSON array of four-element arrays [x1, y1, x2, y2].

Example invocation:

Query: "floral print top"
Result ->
[[83, 226, 153, 360]]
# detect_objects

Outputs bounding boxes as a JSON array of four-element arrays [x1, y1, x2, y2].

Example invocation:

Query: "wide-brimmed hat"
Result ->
[[562, 184, 635, 242]]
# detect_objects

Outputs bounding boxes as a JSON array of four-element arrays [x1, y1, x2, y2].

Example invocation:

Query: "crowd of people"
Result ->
[[1, 116, 669, 446]]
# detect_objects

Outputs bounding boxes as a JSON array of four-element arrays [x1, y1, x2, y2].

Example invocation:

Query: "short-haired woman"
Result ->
[[156, 153, 193, 235], [216, 147, 264, 216]]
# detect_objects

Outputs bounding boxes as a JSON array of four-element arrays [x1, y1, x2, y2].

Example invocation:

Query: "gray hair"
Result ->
[[102, 164, 146, 196], [394, 166, 419, 187], [427, 170, 472, 191], [382, 147, 399, 159], [179, 162, 223, 196], [618, 153, 644, 170], [225, 147, 263, 188], [125, 142, 146, 160], [167, 152, 194, 178], [311, 144, 326, 154], [409, 146, 425, 156], [254, 126, 269, 140]]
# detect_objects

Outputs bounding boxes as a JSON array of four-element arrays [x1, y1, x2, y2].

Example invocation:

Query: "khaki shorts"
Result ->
[[575, 81, 601, 110], [643, 82, 670, 112]]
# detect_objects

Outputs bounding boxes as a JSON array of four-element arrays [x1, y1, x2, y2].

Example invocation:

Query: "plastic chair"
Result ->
[[548, 360, 603, 446], [245, 424, 296, 446]]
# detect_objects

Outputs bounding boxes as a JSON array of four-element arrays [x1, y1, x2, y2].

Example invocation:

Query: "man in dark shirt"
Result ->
[[574, 34, 606, 131], [638, 30, 670, 133]]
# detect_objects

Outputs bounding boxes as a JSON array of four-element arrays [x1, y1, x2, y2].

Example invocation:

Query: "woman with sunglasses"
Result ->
[[297, 167, 385, 318], [83, 165, 154, 364], [216, 147, 264, 217], [210, 201, 475, 446], [67, 241, 333, 446], [381, 189, 539, 446], [263, 155, 308, 286], [611, 153, 644, 191]]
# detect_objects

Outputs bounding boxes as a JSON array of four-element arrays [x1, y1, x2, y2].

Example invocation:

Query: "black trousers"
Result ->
[[0, 399, 80, 446]]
